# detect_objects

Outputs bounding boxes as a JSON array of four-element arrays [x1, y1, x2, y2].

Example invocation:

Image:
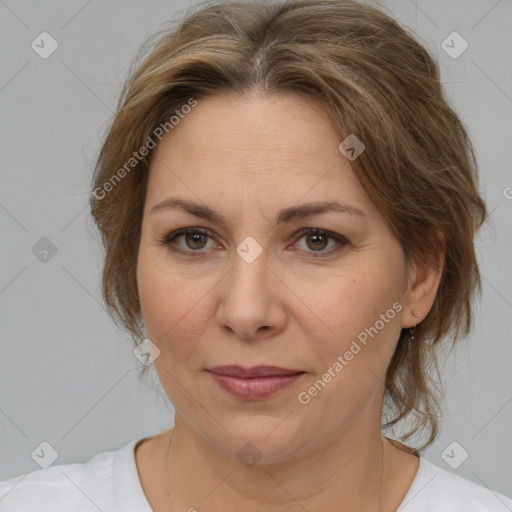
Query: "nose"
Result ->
[[215, 246, 287, 341]]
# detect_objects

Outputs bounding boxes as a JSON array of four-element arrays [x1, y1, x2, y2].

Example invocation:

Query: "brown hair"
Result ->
[[89, 0, 487, 448]]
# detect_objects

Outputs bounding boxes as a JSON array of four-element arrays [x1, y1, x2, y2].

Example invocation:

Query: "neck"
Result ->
[[164, 414, 400, 512]]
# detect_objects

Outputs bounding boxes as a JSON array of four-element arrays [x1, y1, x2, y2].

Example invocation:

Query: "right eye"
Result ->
[[158, 227, 218, 256]]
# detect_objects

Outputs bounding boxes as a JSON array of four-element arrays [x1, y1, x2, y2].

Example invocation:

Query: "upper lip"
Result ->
[[207, 365, 305, 378]]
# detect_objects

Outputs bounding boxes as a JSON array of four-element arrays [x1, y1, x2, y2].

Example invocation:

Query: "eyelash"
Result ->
[[158, 227, 349, 258]]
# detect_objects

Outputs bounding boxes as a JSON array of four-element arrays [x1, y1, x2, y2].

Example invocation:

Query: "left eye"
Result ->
[[293, 228, 348, 254], [159, 227, 348, 257]]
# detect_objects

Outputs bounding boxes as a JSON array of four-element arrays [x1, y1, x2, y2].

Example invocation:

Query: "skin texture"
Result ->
[[135, 91, 444, 511]]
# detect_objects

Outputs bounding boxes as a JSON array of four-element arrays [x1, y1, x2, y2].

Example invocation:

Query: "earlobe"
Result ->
[[410, 312, 420, 339], [402, 237, 445, 329]]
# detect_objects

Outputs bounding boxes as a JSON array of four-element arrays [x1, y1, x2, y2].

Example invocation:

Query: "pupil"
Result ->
[[187, 233, 206, 248], [309, 234, 327, 250]]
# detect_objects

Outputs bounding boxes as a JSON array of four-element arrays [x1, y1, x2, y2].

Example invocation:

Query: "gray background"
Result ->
[[1, 0, 511, 500]]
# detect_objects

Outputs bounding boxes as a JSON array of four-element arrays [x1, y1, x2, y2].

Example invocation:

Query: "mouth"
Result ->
[[207, 365, 305, 378], [205, 365, 306, 400]]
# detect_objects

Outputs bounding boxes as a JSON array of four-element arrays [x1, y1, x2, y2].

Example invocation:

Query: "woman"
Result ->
[[1, 0, 510, 510]]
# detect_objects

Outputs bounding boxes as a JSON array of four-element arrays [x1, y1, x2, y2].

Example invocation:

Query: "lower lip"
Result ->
[[207, 372, 305, 400]]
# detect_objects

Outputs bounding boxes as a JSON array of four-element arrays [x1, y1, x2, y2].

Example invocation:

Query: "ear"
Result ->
[[401, 233, 445, 329]]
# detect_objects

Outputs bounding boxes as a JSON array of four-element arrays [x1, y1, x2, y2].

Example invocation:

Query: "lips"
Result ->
[[206, 365, 306, 400], [207, 365, 305, 378]]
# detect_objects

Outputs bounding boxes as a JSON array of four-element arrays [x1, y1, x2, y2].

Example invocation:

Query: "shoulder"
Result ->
[[398, 456, 512, 511], [0, 439, 141, 512]]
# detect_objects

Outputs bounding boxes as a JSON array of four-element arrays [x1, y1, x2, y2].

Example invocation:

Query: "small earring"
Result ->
[[410, 312, 419, 340]]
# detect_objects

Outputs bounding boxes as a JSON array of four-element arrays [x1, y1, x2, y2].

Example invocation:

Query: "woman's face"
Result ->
[[137, 92, 420, 463]]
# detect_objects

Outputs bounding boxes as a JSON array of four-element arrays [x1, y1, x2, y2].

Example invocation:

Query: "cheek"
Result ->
[[298, 263, 401, 343], [138, 256, 210, 410], [137, 249, 208, 360], [295, 270, 403, 421], [302, 266, 404, 406]]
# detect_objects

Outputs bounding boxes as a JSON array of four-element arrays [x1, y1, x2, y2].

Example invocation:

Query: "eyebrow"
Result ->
[[150, 197, 366, 226]]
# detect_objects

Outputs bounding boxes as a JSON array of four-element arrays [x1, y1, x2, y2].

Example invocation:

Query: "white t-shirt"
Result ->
[[1, 437, 511, 511]]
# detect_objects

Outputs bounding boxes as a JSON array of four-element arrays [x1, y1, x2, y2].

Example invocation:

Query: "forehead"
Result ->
[[146, 92, 376, 219], [152, 92, 342, 169]]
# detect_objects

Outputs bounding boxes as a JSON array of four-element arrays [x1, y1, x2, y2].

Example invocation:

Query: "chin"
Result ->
[[202, 415, 308, 466]]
